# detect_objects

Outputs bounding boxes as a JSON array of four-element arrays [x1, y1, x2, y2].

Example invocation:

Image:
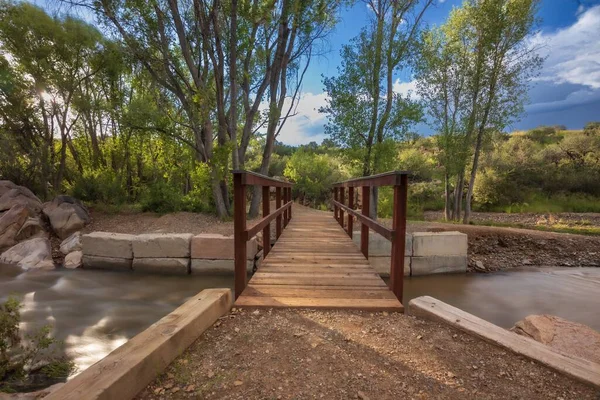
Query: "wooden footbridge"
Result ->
[[232, 170, 409, 312]]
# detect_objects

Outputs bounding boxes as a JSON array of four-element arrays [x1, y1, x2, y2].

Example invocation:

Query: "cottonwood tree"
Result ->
[[66, 0, 339, 218], [415, 0, 543, 222], [321, 0, 432, 218], [414, 25, 470, 220]]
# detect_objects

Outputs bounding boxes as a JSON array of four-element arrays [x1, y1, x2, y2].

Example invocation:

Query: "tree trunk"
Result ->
[[444, 172, 452, 221]]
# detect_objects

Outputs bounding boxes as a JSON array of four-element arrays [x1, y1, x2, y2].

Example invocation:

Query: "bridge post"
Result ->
[[390, 174, 408, 302], [339, 187, 345, 229], [276, 187, 282, 239], [361, 186, 370, 258], [262, 185, 271, 258], [288, 187, 292, 220], [233, 172, 247, 300], [347, 187, 354, 238], [333, 187, 339, 222]]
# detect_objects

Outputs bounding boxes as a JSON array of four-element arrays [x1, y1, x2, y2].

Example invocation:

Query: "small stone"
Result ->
[[447, 372, 455, 378], [207, 371, 215, 378], [234, 327, 240, 333], [253, 310, 260, 315], [171, 387, 180, 393], [453, 334, 458, 338], [382, 311, 389, 316], [185, 385, 196, 392], [474, 260, 486, 271], [417, 335, 423, 340], [357, 391, 370, 400], [164, 382, 174, 389], [234, 380, 243, 386]]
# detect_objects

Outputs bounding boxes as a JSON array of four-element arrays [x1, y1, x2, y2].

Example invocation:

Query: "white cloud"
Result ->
[[532, 5, 600, 89], [392, 78, 420, 100], [260, 92, 329, 146]]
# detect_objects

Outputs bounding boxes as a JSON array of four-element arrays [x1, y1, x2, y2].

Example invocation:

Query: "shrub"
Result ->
[[1, 297, 74, 392], [69, 168, 128, 205], [139, 180, 182, 213], [181, 164, 213, 213]]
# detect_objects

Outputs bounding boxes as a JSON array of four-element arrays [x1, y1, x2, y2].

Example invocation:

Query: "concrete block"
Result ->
[[190, 259, 253, 275], [132, 257, 189, 275], [132, 233, 193, 258], [412, 231, 467, 257], [82, 232, 135, 259], [411, 255, 467, 276], [368, 256, 410, 277], [352, 231, 412, 256], [191, 234, 257, 260], [82, 255, 132, 271]]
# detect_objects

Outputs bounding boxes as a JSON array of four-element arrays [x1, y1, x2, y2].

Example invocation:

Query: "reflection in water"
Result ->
[[0, 264, 232, 375], [404, 267, 600, 331], [1, 264, 599, 377]]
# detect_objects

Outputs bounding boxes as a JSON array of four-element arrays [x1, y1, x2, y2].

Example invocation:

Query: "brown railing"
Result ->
[[332, 171, 409, 301], [233, 170, 293, 299]]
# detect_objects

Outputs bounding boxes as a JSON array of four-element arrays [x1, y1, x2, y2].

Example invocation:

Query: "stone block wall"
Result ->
[[82, 232, 258, 275], [352, 231, 467, 277]]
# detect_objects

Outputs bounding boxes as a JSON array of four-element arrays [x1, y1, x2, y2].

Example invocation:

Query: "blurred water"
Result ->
[[0, 264, 232, 375], [404, 267, 600, 331], [1, 264, 599, 378]]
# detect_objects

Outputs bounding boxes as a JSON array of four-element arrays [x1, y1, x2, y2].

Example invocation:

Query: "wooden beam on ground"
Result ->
[[46, 289, 232, 400], [408, 296, 600, 390]]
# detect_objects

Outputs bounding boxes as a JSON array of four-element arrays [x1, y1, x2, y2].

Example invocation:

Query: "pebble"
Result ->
[[234, 380, 243, 386]]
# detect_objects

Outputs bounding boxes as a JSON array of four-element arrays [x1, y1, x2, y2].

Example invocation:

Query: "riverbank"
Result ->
[[85, 206, 600, 272], [135, 308, 597, 399]]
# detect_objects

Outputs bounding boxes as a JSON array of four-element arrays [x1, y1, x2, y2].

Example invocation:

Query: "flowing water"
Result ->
[[1, 264, 599, 376]]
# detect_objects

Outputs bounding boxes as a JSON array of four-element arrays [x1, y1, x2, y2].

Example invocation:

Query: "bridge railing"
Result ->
[[332, 171, 409, 301], [233, 170, 293, 299]]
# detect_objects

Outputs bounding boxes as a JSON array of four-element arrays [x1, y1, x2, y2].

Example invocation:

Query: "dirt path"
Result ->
[[136, 308, 597, 399]]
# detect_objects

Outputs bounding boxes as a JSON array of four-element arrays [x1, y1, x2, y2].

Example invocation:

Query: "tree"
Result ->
[[415, 0, 543, 223], [321, 0, 431, 218], [415, 24, 469, 220]]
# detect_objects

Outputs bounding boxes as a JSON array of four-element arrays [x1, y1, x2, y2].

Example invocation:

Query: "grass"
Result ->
[[432, 218, 600, 237]]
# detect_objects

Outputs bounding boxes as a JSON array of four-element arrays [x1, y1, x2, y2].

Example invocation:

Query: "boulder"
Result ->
[[0, 186, 42, 215], [132, 233, 193, 258], [0, 205, 29, 250], [60, 231, 82, 255], [191, 234, 257, 260], [82, 255, 132, 271], [511, 314, 600, 364], [132, 257, 189, 275], [0, 180, 19, 197], [0, 237, 54, 270], [43, 196, 90, 239], [64, 250, 83, 269], [15, 216, 45, 241], [82, 232, 135, 259]]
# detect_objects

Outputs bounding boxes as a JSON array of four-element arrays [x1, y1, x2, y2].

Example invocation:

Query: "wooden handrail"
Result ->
[[332, 171, 409, 302], [232, 170, 293, 187], [333, 170, 411, 188], [233, 170, 293, 299], [332, 200, 394, 241]]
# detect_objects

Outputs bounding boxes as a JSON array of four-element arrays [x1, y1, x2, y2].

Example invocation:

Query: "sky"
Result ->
[[276, 0, 600, 145]]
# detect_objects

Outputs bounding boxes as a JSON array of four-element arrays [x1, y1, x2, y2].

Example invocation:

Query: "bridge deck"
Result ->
[[235, 208, 404, 312]]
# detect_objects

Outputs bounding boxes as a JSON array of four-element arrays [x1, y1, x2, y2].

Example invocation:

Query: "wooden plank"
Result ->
[[248, 277, 387, 287], [258, 266, 375, 274], [241, 286, 397, 299], [235, 296, 403, 312], [253, 272, 381, 279], [408, 296, 600, 389], [247, 284, 390, 291], [332, 170, 411, 188], [46, 289, 232, 400]]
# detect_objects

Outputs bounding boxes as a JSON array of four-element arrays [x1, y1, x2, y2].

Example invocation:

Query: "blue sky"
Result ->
[[279, 0, 600, 145]]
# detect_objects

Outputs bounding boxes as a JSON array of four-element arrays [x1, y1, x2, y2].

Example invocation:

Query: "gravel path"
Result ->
[[136, 308, 598, 399]]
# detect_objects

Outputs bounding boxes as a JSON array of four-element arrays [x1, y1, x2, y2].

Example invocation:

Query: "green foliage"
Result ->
[[1, 297, 74, 392], [68, 168, 128, 205], [284, 149, 347, 208], [181, 164, 213, 213], [139, 180, 183, 214]]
